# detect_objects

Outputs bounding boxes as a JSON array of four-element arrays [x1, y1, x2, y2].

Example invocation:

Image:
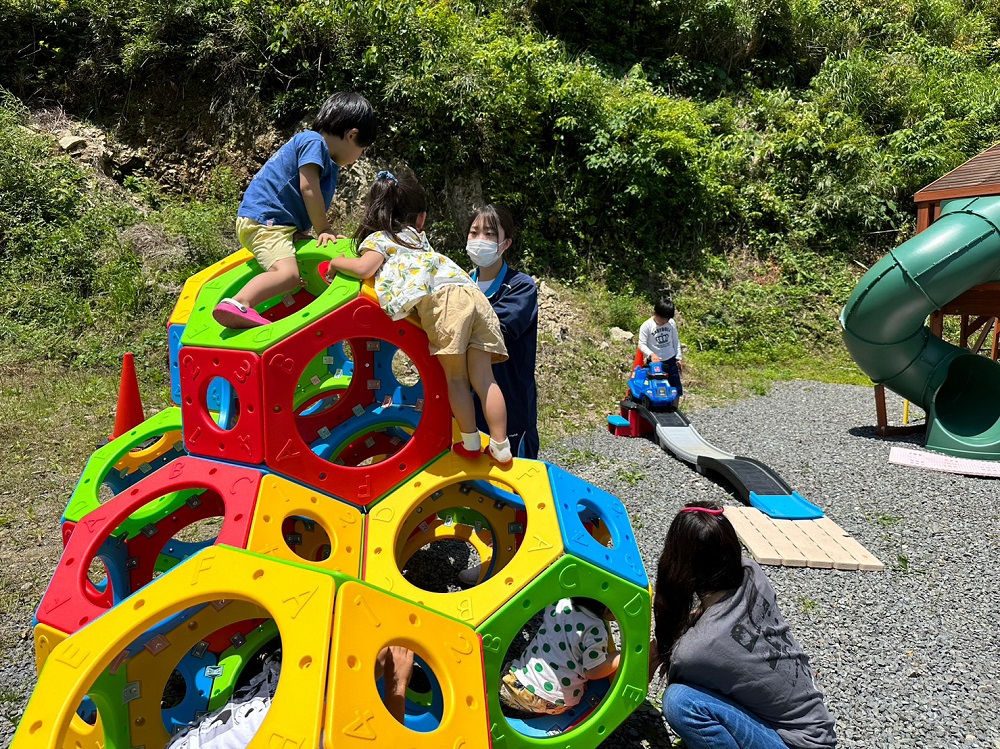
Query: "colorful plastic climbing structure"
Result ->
[[14, 239, 651, 749]]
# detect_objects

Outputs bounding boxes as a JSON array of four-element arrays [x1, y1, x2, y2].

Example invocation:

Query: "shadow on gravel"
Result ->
[[847, 425, 927, 445], [600, 700, 674, 748]]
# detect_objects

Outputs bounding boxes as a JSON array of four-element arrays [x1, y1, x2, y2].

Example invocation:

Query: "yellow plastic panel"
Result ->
[[326, 580, 490, 749], [169, 249, 254, 325], [13, 546, 336, 749], [31, 625, 108, 749], [247, 475, 364, 576], [364, 453, 563, 626]]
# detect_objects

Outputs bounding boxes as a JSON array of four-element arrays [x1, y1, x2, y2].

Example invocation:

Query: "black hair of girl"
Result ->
[[652, 500, 743, 668], [571, 597, 608, 620], [470, 203, 516, 246], [353, 171, 428, 250]]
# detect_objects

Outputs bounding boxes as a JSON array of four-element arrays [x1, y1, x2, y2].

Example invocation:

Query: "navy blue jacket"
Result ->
[[472, 263, 539, 459]]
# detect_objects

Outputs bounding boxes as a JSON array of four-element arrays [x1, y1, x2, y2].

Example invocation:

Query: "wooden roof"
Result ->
[[914, 142, 1000, 204]]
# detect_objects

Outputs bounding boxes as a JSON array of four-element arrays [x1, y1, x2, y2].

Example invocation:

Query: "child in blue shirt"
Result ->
[[213, 92, 377, 329]]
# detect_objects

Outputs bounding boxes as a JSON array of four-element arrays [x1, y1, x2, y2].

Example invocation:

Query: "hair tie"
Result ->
[[681, 506, 724, 515], [376, 170, 398, 184]]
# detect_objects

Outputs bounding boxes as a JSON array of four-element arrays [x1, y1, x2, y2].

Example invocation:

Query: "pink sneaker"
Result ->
[[212, 298, 270, 329]]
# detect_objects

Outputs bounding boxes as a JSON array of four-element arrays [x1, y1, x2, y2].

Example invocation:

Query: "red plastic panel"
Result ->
[[179, 346, 266, 464], [262, 297, 451, 505], [36, 457, 260, 635]]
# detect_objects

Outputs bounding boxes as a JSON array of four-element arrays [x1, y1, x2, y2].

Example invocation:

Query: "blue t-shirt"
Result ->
[[238, 130, 339, 231]]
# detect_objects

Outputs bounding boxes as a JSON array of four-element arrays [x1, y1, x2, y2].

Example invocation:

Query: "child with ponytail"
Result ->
[[650, 501, 837, 749], [322, 171, 513, 464]]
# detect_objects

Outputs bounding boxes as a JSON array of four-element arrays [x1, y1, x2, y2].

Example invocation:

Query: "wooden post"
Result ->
[[874, 384, 888, 438]]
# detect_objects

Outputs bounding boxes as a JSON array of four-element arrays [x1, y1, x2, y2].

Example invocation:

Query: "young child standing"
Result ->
[[213, 92, 377, 329], [500, 598, 620, 715], [637, 297, 684, 399], [323, 171, 513, 464]]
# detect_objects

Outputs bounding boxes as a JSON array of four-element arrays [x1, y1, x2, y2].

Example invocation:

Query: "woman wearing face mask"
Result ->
[[466, 204, 539, 460]]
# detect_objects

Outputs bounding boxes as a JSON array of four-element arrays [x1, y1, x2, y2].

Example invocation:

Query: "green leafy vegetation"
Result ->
[[1, 0, 997, 402]]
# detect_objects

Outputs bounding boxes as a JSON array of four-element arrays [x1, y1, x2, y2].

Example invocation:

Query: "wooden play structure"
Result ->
[[873, 143, 1000, 437]]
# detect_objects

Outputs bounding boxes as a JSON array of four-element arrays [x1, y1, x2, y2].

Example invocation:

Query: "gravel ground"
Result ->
[[3, 380, 999, 748]]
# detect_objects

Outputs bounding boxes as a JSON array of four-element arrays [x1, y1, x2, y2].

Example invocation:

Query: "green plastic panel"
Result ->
[[477, 555, 650, 749], [64, 408, 187, 530], [179, 239, 361, 353]]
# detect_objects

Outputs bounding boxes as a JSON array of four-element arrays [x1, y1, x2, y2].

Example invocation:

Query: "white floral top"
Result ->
[[361, 227, 475, 320]]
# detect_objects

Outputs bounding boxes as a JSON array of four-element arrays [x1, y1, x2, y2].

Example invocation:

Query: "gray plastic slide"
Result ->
[[621, 401, 822, 519]]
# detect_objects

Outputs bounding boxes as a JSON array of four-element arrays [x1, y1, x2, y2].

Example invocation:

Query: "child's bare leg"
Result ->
[[234, 257, 302, 308], [468, 348, 511, 462], [437, 353, 477, 435], [467, 348, 507, 442]]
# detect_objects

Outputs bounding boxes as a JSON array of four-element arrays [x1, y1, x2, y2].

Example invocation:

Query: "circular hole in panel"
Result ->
[[161, 669, 187, 710], [326, 426, 412, 468], [283, 516, 332, 562], [375, 646, 442, 731], [397, 481, 521, 593], [86, 557, 110, 595], [168, 515, 223, 559], [294, 348, 352, 418], [74, 697, 98, 727], [231, 633, 282, 693], [402, 539, 483, 594], [497, 597, 618, 731], [577, 502, 614, 549], [205, 377, 240, 431], [98, 482, 116, 505], [156, 619, 282, 739], [126, 434, 162, 456], [390, 349, 420, 388]]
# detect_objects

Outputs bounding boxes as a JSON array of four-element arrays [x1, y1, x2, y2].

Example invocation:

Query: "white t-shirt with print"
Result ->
[[508, 599, 610, 708], [361, 227, 474, 320], [638, 316, 682, 361]]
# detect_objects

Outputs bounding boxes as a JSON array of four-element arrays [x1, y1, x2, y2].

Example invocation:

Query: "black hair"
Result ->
[[469, 203, 517, 245], [313, 92, 377, 147], [654, 298, 675, 319], [652, 501, 743, 670], [352, 171, 428, 249], [572, 597, 609, 619]]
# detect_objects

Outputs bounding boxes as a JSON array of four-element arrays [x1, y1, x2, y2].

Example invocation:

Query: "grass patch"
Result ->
[[798, 595, 820, 614], [615, 468, 647, 486]]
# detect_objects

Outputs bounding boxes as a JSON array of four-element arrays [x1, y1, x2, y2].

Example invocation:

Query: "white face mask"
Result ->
[[466, 239, 501, 267]]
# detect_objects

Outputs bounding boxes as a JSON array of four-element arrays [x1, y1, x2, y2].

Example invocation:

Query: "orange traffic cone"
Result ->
[[110, 352, 145, 440], [632, 349, 645, 369]]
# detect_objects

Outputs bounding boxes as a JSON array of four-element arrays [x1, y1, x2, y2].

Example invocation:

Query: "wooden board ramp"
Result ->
[[724, 507, 884, 571]]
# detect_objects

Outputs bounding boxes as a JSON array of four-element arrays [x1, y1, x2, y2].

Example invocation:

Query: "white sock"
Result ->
[[461, 431, 481, 451], [489, 437, 511, 462]]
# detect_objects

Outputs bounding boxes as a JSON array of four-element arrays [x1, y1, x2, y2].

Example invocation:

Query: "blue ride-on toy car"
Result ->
[[627, 360, 679, 410]]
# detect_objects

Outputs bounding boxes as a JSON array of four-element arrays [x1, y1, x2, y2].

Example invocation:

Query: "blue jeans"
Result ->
[[662, 683, 788, 749], [663, 356, 683, 397]]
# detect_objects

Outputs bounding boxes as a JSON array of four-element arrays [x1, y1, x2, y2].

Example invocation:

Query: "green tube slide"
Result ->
[[841, 195, 1000, 460]]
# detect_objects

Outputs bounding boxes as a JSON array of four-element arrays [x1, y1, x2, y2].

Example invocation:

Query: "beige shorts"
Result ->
[[499, 671, 567, 715], [412, 285, 508, 363], [236, 216, 298, 271]]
